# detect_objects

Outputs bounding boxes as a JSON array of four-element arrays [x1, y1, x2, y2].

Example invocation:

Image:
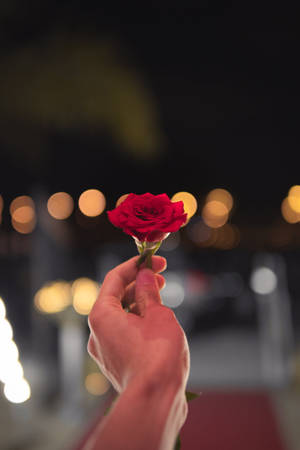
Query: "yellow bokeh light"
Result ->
[[206, 188, 233, 212], [34, 281, 72, 314], [281, 197, 300, 224], [0, 195, 3, 214], [287, 196, 300, 213], [85, 372, 110, 396], [47, 192, 74, 220], [71, 278, 99, 315], [202, 200, 229, 228], [171, 192, 197, 222], [116, 194, 129, 207], [288, 185, 300, 198], [78, 189, 106, 217]]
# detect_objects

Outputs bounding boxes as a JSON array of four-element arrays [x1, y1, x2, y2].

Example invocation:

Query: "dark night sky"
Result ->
[[0, 2, 299, 220]]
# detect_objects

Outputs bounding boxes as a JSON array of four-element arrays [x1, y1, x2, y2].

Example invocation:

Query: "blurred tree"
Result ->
[[0, 31, 165, 167]]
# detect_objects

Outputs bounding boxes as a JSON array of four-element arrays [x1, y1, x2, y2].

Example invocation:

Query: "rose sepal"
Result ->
[[134, 239, 164, 269]]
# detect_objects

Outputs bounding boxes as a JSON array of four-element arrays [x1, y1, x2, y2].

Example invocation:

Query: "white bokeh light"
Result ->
[[0, 298, 6, 320], [4, 378, 31, 404], [0, 360, 24, 384], [0, 340, 19, 364], [0, 319, 13, 342], [250, 267, 277, 295], [161, 273, 185, 308]]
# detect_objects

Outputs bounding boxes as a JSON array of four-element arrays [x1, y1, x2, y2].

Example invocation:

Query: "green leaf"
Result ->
[[185, 390, 200, 402], [174, 434, 181, 450]]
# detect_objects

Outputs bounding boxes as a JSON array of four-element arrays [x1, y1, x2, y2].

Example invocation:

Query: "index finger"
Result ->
[[98, 255, 167, 304]]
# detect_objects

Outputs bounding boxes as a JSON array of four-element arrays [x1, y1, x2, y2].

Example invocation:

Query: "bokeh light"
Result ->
[[0, 360, 24, 384], [0, 297, 6, 320], [47, 192, 74, 220], [0, 318, 13, 342], [72, 278, 99, 315], [34, 281, 72, 314], [288, 185, 300, 200], [116, 194, 129, 207], [161, 273, 185, 308], [4, 378, 31, 404], [10, 195, 36, 234], [202, 200, 229, 228], [188, 220, 217, 247], [85, 372, 110, 396], [171, 192, 197, 222], [281, 197, 300, 223], [0, 340, 19, 364], [206, 188, 233, 211], [213, 224, 240, 250], [250, 267, 277, 295], [0, 194, 3, 216], [78, 189, 106, 217]]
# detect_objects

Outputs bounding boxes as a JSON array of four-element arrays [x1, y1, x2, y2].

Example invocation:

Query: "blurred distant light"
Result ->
[[0, 360, 24, 384], [287, 196, 300, 214], [288, 185, 300, 199], [34, 281, 72, 314], [171, 192, 197, 222], [116, 194, 129, 207], [72, 278, 99, 315], [10, 196, 34, 216], [10, 195, 36, 234], [78, 189, 106, 217], [47, 192, 74, 220], [161, 273, 185, 308], [250, 267, 277, 295], [12, 206, 35, 224], [4, 378, 31, 404], [281, 197, 300, 224], [0, 340, 19, 364], [0, 318, 13, 342], [206, 188, 233, 211], [0, 297, 6, 320], [188, 220, 217, 247], [202, 200, 229, 228], [11, 217, 36, 234], [160, 231, 180, 251], [85, 372, 110, 396], [213, 224, 240, 249], [0, 195, 3, 214]]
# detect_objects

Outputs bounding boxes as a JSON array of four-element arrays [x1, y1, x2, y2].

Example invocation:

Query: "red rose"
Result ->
[[107, 193, 187, 242]]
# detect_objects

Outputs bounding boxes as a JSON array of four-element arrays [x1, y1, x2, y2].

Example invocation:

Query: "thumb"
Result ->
[[135, 268, 162, 316]]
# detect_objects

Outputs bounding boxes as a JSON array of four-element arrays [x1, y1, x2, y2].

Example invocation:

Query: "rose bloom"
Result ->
[[107, 193, 187, 243]]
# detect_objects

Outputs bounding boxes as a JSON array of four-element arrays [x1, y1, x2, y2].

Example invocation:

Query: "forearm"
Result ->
[[85, 375, 187, 450]]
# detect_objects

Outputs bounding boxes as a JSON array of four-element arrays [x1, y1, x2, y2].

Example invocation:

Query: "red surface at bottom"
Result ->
[[180, 390, 287, 450]]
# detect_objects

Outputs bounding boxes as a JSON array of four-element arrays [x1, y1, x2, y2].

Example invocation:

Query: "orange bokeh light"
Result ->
[[47, 192, 74, 220], [202, 200, 229, 228], [206, 188, 233, 212], [11, 217, 36, 234], [78, 189, 106, 217], [116, 194, 129, 207], [10, 196, 36, 234], [281, 197, 300, 223]]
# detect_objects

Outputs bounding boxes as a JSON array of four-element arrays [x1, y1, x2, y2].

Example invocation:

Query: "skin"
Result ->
[[86, 255, 190, 450]]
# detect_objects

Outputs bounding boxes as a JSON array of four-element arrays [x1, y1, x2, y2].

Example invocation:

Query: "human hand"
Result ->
[[87, 255, 190, 394]]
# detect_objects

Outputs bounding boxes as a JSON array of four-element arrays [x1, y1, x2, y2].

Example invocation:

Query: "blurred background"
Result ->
[[0, 2, 300, 449]]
